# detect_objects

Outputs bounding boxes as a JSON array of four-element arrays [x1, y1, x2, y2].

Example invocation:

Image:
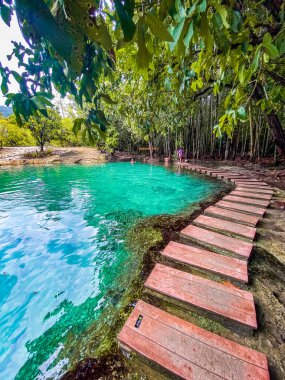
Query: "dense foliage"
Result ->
[[0, 0, 284, 156], [0, 114, 35, 147], [0, 112, 85, 150]]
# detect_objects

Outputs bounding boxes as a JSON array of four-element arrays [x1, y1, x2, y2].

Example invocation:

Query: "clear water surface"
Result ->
[[0, 162, 219, 380]]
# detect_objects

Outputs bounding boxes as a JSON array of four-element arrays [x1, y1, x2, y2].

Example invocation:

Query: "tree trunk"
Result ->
[[266, 111, 285, 157], [149, 140, 153, 159], [224, 137, 230, 160], [249, 104, 255, 162], [254, 83, 285, 157]]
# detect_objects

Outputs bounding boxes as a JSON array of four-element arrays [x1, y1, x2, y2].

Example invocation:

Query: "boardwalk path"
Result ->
[[118, 163, 272, 379]]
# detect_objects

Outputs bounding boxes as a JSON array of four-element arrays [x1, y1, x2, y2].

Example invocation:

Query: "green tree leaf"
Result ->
[[262, 33, 279, 59], [251, 46, 261, 74], [11, 71, 22, 83], [15, 0, 74, 62], [99, 94, 117, 105], [114, 0, 136, 42], [98, 15, 113, 50], [95, 110, 110, 126], [215, 4, 229, 28], [72, 118, 85, 136], [1, 78, 9, 95], [199, 0, 207, 13], [145, 12, 173, 42], [0, 3, 12, 26], [237, 106, 247, 121], [231, 10, 242, 33], [136, 17, 151, 69], [169, 18, 185, 51], [164, 77, 171, 90], [183, 21, 194, 47]]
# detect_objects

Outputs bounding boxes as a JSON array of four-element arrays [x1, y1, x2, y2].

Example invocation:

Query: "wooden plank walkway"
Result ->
[[118, 164, 272, 379], [223, 195, 270, 207], [204, 205, 260, 226], [193, 214, 256, 240], [145, 264, 257, 329], [162, 241, 249, 283], [118, 301, 269, 380], [216, 200, 266, 216], [181, 225, 253, 260]]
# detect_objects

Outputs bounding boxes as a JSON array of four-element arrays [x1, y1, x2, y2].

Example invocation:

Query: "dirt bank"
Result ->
[[0, 146, 108, 166]]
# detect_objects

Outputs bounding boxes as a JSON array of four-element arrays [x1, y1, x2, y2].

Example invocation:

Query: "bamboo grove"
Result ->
[[99, 60, 283, 161]]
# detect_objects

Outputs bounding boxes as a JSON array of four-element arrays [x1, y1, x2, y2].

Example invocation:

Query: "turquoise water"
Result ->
[[0, 162, 218, 380]]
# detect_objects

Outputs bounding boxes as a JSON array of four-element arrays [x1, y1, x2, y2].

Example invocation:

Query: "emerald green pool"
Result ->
[[0, 162, 219, 379]]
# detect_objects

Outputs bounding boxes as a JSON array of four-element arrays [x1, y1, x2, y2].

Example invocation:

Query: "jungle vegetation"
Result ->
[[0, 112, 85, 149], [0, 0, 284, 161]]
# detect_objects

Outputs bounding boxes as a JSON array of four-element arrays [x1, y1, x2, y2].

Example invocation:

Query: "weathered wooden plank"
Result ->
[[145, 264, 257, 329], [118, 301, 269, 380], [162, 241, 248, 283], [204, 205, 260, 226], [223, 195, 270, 207], [236, 186, 273, 195], [194, 214, 256, 240], [234, 181, 269, 186], [233, 179, 266, 183], [211, 172, 231, 178], [216, 200, 266, 217], [230, 191, 272, 200], [181, 225, 253, 260]]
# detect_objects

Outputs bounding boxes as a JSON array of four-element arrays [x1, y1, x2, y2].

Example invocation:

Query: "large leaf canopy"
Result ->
[[0, 0, 284, 147]]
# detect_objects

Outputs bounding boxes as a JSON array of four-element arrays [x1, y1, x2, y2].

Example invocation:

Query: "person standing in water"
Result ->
[[177, 147, 184, 164]]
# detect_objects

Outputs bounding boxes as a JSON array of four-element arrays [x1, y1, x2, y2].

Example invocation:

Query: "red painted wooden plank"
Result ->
[[145, 264, 257, 329], [204, 205, 259, 226], [163, 241, 248, 283], [119, 301, 269, 370], [204, 169, 224, 173], [221, 174, 247, 178], [181, 225, 253, 259], [118, 301, 269, 379], [199, 168, 212, 173], [233, 179, 265, 183], [216, 200, 266, 216], [211, 172, 230, 178], [151, 263, 251, 302], [194, 167, 208, 173], [236, 186, 273, 195], [183, 165, 207, 172], [231, 191, 272, 200], [120, 326, 224, 380], [223, 195, 270, 207], [194, 214, 256, 240], [234, 181, 269, 186]]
